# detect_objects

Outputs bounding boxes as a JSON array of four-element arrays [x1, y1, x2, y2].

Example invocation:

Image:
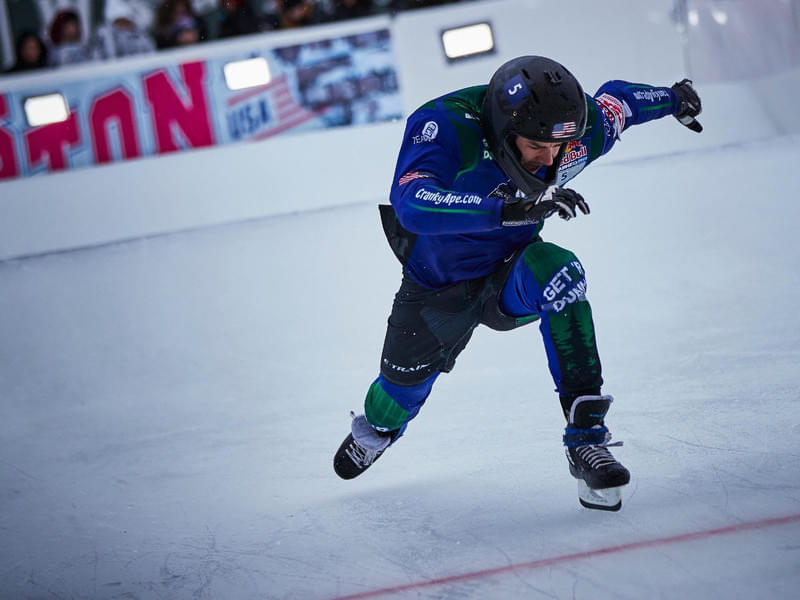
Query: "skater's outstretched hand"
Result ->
[[672, 79, 703, 133], [498, 183, 589, 226]]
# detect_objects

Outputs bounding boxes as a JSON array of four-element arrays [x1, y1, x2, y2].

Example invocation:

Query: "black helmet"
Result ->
[[481, 56, 587, 195]]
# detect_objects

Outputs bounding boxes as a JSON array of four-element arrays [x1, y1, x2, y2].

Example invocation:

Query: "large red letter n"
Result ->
[[143, 62, 215, 154]]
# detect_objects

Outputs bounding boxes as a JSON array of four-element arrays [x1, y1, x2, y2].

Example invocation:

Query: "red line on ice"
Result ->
[[329, 513, 800, 600]]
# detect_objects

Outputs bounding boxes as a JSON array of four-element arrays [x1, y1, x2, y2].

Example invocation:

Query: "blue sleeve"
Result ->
[[589, 80, 681, 158], [389, 108, 503, 234]]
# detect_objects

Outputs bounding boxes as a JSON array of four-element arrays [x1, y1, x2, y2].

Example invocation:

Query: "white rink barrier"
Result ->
[[0, 0, 796, 260]]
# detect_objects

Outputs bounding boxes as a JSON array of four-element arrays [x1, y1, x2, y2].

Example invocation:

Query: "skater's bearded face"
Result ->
[[514, 137, 561, 172]]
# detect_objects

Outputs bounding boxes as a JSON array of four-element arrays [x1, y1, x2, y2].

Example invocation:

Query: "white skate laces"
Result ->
[[574, 443, 619, 469], [345, 412, 392, 468]]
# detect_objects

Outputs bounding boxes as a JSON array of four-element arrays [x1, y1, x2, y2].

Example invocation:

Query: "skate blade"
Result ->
[[577, 480, 624, 511]]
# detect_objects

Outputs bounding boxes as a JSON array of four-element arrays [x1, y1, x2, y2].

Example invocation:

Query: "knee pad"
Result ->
[[364, 372, 439, 431]]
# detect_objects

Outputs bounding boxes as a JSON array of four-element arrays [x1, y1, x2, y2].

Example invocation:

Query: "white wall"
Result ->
[[0, 0, 796, 261]]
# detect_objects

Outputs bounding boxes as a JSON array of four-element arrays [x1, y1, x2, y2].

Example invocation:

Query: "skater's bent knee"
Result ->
[[364, 373, 438, 431]]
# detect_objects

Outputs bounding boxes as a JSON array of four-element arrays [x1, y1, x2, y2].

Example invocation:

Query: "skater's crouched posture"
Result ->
[[333, 55, 702, 510]]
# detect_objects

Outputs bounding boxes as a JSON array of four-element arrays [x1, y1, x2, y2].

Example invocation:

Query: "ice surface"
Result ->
[[2, 135, 800, 599]]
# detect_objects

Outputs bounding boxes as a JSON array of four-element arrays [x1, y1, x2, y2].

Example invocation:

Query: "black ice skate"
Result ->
[[563, 395, 630, 511], [333, 412, 404, 480]]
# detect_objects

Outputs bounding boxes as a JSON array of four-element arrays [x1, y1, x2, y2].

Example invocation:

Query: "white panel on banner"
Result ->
[[441, 23, 495, 61], [24, 94, 70, 127], [223, 58, 272, 91]]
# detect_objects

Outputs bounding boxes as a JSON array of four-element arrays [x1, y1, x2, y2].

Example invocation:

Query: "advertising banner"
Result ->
[[0, 28, 402, 180]]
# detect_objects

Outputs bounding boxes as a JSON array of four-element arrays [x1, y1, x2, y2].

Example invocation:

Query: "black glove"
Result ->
[[672, 78, 703, 133], [497, 183, 589, 227]]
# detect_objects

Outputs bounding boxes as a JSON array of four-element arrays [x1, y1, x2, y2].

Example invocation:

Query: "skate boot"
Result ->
[[563, 395, 630, 511], [333, 412, 405, 480]]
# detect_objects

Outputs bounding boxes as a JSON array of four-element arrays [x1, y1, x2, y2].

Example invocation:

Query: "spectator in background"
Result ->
[[277, 0, 320, 29], [326, 0, 374, 21], [48, 9, 92, 66], [5, 31, 49, 73], [154, 0, 208, 48], [389, 0, 459, 11], [218, 0, 259, 38], [94, 0, 156, 59]]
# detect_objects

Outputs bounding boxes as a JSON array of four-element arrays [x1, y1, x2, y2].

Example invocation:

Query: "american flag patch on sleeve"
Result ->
[[551, 122, 577, 139], [398, 171, 432, 186]]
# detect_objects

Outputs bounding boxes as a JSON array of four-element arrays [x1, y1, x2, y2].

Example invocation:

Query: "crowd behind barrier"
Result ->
[[2, 0, 472, 75]]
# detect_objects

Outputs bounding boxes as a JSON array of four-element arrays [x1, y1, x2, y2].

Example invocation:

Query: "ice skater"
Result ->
[[333, 55, 702, 510]]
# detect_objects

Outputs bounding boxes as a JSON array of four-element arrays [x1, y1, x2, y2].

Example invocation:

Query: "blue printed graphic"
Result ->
[[503, 74, 529, 107]]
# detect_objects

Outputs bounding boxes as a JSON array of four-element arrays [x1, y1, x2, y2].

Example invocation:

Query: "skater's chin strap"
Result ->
[[563, 425, 623, 448]]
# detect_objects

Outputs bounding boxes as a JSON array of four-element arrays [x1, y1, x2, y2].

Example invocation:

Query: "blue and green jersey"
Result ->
[[389, 80, 680, 289]]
